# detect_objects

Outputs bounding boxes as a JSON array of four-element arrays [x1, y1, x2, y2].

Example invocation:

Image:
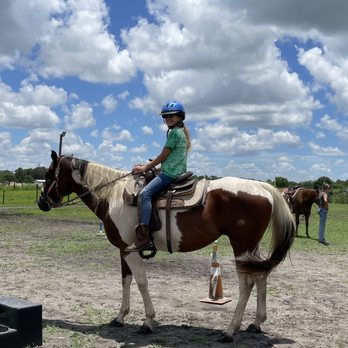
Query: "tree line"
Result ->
[[0, 167, 47, 184], [271, 175, 348, 191]]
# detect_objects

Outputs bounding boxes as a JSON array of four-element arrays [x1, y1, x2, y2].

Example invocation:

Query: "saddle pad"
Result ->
[[157, 179, 207, 209]]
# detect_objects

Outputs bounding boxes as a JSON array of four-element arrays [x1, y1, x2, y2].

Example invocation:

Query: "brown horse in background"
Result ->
[[282, 188, 319, 237]]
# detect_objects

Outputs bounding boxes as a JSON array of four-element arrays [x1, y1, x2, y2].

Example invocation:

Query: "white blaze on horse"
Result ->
[[38, 150, 295, 343]]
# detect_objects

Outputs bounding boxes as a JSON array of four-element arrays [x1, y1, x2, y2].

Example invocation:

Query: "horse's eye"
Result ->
[[46, 179, 51, 185]]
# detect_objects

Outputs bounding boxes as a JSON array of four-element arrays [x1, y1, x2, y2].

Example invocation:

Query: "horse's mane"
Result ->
[[82, 162, 130, 201]]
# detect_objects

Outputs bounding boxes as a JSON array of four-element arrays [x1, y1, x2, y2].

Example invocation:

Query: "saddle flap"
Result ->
[[157, 179, 208, 209]]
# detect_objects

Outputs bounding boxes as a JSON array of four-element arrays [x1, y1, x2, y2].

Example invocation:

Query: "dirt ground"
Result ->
[[0, 212, 347, 347]]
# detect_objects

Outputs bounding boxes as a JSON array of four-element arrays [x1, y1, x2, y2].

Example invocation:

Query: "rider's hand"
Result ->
[[132, 164, 146, 174]]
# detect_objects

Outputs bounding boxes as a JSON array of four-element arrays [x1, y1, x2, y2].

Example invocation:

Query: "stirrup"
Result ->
[[139, 244, 157, 259]]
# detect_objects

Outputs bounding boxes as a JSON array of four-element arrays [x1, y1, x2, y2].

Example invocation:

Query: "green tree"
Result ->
[[0, 170, 15, 183], [274, 176, 289, 188], [28, 167, 46, 180], [313, 176, 333, 189]]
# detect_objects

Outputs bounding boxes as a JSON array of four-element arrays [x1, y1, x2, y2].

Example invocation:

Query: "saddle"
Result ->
[[123, 170, 209, 255], [282, 186, 301, 212], [283, 185, 300, 196]]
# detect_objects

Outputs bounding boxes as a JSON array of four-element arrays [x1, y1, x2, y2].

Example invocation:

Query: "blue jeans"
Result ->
[[318, 208, 328, 242], [140, 173, 175, 225]]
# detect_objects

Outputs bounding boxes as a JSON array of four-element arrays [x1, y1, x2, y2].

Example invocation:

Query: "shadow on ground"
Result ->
[[43, 318, 295, 347]]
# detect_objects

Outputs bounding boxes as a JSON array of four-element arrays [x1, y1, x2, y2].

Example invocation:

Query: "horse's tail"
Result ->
[[236, 183, 296, 274]]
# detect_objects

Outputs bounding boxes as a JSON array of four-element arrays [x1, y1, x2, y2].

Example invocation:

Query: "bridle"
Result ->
[[44, 156, 66, 207]]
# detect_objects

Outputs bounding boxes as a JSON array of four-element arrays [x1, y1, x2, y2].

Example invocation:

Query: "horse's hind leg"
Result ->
[[295, 214, 300, 237], [305, 215, 310, 238], [220, 271, 255, 341], [247, 273, 267, 333]]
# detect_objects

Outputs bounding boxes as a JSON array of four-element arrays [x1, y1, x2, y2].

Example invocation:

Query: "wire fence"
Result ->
[[1, 184, 348, 205]]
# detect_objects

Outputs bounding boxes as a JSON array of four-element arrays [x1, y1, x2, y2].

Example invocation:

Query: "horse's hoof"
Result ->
[[246, 324, 261, 333], [109, 318, 124, 327], [217, 334, 233, 343], [137, 324, 152, 334]]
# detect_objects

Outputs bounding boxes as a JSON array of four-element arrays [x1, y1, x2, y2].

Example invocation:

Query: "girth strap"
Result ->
[[166, 190, 174, 253]]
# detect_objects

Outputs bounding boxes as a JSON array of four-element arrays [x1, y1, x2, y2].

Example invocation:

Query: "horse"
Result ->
[[37, 150, 295, 343], [281, 187, 319, 238]]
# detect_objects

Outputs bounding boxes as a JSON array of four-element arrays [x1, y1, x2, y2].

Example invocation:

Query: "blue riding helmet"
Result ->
[[160, 100, 185, 120]]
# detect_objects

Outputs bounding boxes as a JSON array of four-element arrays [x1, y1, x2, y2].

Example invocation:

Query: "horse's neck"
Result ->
[[84, 162, 119, 183], [78, 163, 129, 216]]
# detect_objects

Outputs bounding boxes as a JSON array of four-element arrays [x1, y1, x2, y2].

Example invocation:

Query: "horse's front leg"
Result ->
[[110, 253, 132, 327], [124, 252, 156, 333], [219, 271, 255, 342]]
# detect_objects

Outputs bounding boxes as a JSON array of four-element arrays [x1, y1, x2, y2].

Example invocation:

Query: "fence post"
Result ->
[[2, 189, 5, 204]]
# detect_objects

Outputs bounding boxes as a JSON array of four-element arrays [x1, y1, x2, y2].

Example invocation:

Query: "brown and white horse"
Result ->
[[38, 150, 295, 343]]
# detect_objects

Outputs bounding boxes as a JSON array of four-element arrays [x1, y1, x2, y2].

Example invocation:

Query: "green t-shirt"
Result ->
[[161, 127, 188, 178]]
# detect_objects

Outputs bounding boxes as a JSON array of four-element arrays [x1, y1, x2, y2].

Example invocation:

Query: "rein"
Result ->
[[61, 171, 133, 207], [47, 156, 132, 207]]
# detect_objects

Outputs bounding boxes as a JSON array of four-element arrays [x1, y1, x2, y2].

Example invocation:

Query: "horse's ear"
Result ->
[[51, 150, 58, 163]]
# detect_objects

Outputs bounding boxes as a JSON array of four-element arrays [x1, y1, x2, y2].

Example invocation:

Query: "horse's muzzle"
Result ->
[[37, 195, 52, 212]]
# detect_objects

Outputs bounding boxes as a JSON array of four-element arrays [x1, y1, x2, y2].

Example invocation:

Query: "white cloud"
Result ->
[[308, 142, 345, 156], [0, 0, 63, 68], [194, 123, 301, 155], [0, 80, 61, 128], [0, 0, 136, 83], [0, 132, 12, 153], [188, 152, 214, 176], [142, 126, 154, 135], [311, 163, 331, 174], [64, 102, 95, 130], [102, 94, 118, 114], [124, 0, 319, 127], [299, 47, 348, 114], [118, 90, 129, 100], [102, 126, 133, 141], [317, 114, 348, 142], [131, 144, 147, 153], [97, 140, 127, 166], [37, 1, 136, 83], [90, 129, 99, 138], [0, 129, 96, 170], [19, 82, 67, 106]]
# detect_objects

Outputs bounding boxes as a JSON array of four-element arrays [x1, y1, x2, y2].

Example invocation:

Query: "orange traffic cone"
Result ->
[[200, 242, 231, 305]]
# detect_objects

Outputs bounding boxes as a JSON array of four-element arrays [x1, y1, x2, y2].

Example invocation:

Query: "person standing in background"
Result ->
[[318, 183, 331, 246]]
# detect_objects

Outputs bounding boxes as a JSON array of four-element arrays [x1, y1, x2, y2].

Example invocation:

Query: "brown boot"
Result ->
[[125, 224, 154, 252]]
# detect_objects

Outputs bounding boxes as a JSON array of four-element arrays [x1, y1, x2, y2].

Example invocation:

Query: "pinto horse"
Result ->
[[38, 150, 295, 343], [282, 188, 319, 238]]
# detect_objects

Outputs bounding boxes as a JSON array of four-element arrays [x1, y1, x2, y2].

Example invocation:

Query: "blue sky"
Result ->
[[1, 0, 348, 182]]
